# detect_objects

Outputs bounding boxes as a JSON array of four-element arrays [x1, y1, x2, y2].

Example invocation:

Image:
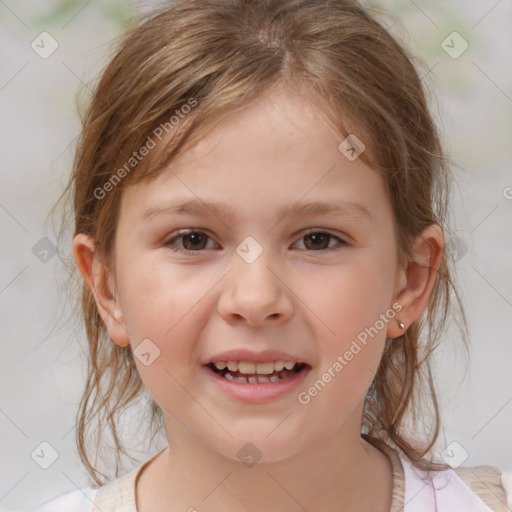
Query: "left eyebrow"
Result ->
[[142, 197, 373, 223]]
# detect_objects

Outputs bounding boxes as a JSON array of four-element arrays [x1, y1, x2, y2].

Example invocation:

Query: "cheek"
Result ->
[[115, 255, 206, 384], [121, 263, 210, 412], [295, 252, 396, 411], [118, 253, 204, 335], [302, 251, 397, 345]]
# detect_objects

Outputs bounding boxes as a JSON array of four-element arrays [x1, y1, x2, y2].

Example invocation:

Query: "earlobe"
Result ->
[[72, 233, 131, 347], [387, 224, 444, 339]]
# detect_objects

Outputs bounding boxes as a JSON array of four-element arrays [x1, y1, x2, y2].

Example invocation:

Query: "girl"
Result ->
[[37, 0, 511, 511]]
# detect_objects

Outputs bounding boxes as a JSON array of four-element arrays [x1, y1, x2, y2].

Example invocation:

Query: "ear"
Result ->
[[72, 233, 131, 347], [386, 224, 444, 339]]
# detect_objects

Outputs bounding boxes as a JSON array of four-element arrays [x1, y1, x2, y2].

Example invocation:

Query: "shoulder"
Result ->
[[453, 465, 512, 512], [36, 449, 166, 512], [399, 452, 512, 512], [36, 487, 98, 512]]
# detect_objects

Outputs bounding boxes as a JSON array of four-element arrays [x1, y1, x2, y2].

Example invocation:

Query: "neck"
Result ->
[[137, 410, 393, 512]]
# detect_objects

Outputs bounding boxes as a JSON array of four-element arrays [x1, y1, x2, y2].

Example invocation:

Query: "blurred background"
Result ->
[[1, 0, 511, 509]]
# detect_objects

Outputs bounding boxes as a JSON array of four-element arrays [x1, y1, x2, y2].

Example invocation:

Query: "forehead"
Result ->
[[182, 87, 368, 161], [119, 88, 388, 225]]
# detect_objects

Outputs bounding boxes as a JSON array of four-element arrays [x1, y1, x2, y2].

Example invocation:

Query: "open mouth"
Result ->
[[206, 361, 309, 384]]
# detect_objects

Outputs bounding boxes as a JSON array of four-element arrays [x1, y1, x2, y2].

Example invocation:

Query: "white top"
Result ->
[[36, 440, 512, 512]]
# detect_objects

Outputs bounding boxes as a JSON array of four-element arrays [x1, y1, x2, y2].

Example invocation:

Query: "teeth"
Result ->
[[255, 362, 274, 374], [213, 360, 298, 374], [274, 360, 286, 371], [226, 361, 238, 371], [238, 361, 256, 374], [225, 373, 285, 384]]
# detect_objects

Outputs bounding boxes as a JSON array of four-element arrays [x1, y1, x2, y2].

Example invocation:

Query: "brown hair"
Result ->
[[55, 0, 469, 485]]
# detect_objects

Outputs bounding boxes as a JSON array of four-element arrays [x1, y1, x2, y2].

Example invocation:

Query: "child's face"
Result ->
[[106, 88, 405, 461]]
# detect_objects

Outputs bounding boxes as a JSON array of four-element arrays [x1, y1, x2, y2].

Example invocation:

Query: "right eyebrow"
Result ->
[[142, 197, 373, 223]]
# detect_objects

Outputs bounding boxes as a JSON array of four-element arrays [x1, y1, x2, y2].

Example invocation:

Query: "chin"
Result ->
[[208, 433, 307, 467]]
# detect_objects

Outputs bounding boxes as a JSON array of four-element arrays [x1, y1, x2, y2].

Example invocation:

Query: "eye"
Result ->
[[294, 230, 348, 252], [164, 230, 218, 254], [164, 229, 348, 254]]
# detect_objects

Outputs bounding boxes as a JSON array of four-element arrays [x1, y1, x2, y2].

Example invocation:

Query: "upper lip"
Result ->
[[203, 349, 310, 365]]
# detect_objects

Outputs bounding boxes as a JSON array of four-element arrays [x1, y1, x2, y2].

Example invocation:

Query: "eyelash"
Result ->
[[164, 229, 349, 255]]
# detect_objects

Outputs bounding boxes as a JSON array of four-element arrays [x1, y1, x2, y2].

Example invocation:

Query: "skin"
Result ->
[[73, 85, 443, 512]]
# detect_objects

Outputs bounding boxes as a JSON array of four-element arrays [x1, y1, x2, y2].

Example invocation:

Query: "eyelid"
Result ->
[[164, 229, 219, 253], [300, 228, 349, 243], [164, 228, 349, 254], [294, 229, 349, 250]]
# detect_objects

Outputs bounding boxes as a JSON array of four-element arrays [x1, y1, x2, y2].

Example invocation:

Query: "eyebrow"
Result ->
[[142, 197, 372, 223]]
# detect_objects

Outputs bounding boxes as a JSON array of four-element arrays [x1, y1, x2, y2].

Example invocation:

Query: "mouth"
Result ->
[[205, 360, 309, 384]]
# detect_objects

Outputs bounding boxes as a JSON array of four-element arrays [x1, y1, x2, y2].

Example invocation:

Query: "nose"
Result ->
[[217, 248, 294, 327]]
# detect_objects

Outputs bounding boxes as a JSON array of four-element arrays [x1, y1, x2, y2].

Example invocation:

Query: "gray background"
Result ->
[[1, 0, 511, 510]]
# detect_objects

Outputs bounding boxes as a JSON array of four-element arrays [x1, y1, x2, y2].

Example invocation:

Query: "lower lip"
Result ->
[[203, 364, 311, 402]]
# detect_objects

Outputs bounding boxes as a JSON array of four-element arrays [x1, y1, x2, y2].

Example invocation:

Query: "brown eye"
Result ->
[[164, 229, 348, 255], [181, 232, 208, 250], [296, 231, 347, 251], [165, 230, 216, 253]]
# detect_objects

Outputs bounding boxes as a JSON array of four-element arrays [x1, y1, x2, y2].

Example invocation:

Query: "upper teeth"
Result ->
[[213, 360, 297, 374]]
